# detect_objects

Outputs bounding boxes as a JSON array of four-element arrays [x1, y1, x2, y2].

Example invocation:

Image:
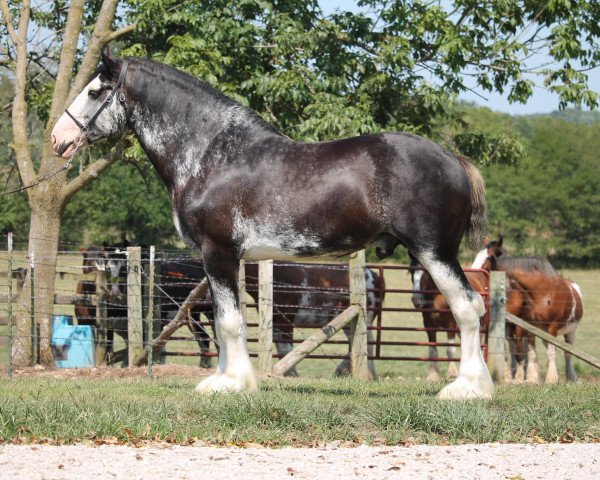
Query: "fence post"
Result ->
[[95, 267, 108, 365], [146, 246, 155, 379], [257, 259, 273, 372], [7, 233, 13, 377], [488, 271, 506, 381], [127, 246, 144, 366], [349, 250, 371, 379]]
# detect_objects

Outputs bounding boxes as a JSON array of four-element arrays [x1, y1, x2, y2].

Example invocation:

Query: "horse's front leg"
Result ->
[[195, 246, 257, 393]]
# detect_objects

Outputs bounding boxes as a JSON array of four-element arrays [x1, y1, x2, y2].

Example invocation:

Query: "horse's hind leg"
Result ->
[[564, 331, 578, 381], [274, 318, 298, 377], [417, 252, 493, 400], [195, 244, 256, 393], [543, 340, 559, 384], [189, 312, 213, 368]]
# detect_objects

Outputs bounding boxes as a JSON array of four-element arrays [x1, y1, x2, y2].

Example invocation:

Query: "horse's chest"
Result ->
[[172, 209, 198, 250]]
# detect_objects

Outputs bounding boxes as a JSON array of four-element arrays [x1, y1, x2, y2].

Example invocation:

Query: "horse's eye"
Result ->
[[88, 90, 101, 99]]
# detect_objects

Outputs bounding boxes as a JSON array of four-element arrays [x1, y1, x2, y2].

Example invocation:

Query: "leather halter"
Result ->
[[65, 60, 129, 133]]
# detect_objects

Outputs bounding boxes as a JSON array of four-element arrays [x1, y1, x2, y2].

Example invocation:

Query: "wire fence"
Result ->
[[1, 232, 599, 381]]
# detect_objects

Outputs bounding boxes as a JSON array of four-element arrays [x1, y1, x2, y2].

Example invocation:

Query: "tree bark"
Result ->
[[12, 196, 64, 367]]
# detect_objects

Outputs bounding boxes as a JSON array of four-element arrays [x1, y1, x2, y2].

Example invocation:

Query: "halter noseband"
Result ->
[[65, 60, 129, 133]]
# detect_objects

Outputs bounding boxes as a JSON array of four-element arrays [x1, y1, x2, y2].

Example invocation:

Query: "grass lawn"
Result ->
[[0, 376, 598, 446]]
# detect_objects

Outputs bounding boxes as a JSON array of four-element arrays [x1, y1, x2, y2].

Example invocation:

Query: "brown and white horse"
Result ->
[[472, 240, 583, 383], [245, 262, 382, 378], [52, 49, 492, 399]]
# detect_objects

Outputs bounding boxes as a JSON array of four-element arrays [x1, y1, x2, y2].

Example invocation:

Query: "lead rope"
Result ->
[[1, 135, 84, 196]]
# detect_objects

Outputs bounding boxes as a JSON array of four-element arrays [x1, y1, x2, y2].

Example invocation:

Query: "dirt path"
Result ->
[[1, 443, 598, 479]]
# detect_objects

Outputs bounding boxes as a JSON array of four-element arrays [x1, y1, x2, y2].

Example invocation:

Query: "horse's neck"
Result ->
[[128, 83, 275, 191]]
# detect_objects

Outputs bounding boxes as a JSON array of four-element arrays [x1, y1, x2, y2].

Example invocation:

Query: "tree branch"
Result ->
[[44, 0, 85, 151], [66, 0, 121, 107], [11, 0, 35, 188], [104, 22, 137, 43], [0, 0, 18, 45], [61, 143, 124, 201]]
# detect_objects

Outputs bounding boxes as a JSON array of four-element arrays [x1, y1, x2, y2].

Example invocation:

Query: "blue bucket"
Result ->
[[51, 315, 95, 368]]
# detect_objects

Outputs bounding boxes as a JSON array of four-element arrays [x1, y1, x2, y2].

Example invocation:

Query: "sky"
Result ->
[[319, 0, 600, 115]]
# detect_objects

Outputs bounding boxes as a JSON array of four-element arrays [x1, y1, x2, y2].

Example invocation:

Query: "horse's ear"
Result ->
[[101, 46, 121, 76], [497, 236, 503, 247]]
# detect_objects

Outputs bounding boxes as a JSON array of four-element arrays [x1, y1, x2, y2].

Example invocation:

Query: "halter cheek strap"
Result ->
[[66, 59, 129, 133]]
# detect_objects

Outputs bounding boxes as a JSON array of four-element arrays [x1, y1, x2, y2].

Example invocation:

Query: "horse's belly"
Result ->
[[557, 319, 580, 336], [242, 245, 299, 260]]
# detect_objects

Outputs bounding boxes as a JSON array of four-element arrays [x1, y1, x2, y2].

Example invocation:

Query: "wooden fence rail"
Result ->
[[505, 313, 600, 370]]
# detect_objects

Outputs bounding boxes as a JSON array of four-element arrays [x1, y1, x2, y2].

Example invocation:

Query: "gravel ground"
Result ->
[[1, 443, 599, 480]]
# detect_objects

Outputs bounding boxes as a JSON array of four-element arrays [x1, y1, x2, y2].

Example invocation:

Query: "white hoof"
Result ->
[[437, 375, 494, 400], [195, 371, 257, 393], [425, 371, 442, 382], [545, 371, 559, 384]]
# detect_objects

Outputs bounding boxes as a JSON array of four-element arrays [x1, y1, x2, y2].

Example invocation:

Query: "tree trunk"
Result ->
[[12, 191, 63, 368]]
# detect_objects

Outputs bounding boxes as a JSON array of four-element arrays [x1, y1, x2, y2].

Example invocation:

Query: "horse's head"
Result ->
[[52, 48, 130, 158], [103, 245, 127, 298], [471, 236, 505, 268], [105, 246, 127, 279], [81, 245, 106, 274]]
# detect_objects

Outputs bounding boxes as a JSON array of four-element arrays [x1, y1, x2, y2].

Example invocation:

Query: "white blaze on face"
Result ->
[[52, 75, 126, 158], [470, 248, 489, 269], [52, 77, 102, 158]]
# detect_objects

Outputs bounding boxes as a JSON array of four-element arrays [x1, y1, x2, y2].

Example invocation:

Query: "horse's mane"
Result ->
[[128, 57, 284, 137], [497, 256, 558, 276]]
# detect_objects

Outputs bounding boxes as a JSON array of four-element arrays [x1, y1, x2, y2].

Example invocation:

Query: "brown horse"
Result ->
[[159, 259, 383, 377], [501, 258, 583, 383], [473, 240, 584, 383], [245, 262, 383, 378]]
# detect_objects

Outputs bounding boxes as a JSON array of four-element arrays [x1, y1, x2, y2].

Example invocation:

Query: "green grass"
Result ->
[[0, 376, 598, 445]]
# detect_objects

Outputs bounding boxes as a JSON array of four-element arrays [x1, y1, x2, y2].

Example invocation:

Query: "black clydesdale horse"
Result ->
[[52, 49, 493, 399]]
